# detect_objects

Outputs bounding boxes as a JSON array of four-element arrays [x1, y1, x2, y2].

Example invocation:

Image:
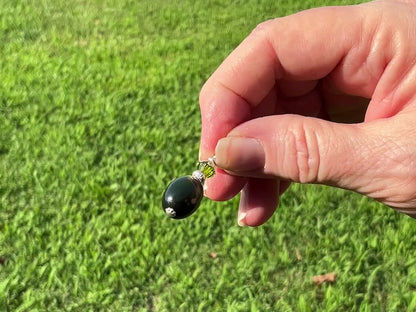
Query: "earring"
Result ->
[[162, 157, 216, 219]]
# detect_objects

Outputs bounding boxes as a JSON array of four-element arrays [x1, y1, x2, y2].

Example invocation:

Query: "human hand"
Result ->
[[199, 0, 416, 226]]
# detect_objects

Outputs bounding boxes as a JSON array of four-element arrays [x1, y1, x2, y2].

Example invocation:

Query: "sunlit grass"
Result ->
[[1, 0, 415, 311]]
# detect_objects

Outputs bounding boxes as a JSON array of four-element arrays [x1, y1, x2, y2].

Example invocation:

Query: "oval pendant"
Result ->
[[162, 157, 216, 219], [162, 176, 203, 219]]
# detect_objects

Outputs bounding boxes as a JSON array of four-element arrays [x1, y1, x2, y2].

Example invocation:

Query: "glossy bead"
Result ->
[[162, 176, 203, 219]]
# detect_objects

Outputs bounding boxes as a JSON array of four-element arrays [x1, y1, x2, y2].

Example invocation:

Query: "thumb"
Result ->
[[214, 114, 416, 213]]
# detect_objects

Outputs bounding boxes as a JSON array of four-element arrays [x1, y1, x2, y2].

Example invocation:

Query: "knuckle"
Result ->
[[249, 18, 281, 78], [285, 120, 322, 183], [250, 19, 276, 36]]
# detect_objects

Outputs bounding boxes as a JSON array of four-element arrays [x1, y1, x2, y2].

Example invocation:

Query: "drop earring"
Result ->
[[162, 157, 216, 219]]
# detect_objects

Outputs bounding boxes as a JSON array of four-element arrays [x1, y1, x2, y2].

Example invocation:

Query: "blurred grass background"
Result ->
[[1, 0, 416, 311]]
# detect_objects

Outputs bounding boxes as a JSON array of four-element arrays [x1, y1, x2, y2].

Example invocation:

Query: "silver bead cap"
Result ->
[[165, 207, 177, 217], [192, 170, 205, 185]]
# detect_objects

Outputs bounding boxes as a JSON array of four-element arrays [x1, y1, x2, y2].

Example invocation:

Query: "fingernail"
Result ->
[[238, 212, 248, 227], [215, 137, 265, 172]]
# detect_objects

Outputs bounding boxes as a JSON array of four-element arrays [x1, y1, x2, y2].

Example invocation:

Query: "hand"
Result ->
[[199, 0, 416, 226]]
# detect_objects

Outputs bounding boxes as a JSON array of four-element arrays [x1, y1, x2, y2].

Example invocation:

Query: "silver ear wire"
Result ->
[[207, 156, 216, 167]]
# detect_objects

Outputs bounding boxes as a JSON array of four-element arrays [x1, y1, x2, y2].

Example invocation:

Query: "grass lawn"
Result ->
[[1, 0, 416, 311]]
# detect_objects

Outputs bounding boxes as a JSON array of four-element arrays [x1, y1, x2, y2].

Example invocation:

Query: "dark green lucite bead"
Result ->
[[162, 176, 203, 219]]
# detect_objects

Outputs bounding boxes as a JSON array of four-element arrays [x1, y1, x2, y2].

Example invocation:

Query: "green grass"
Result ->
[[1, 0, 416, 311]]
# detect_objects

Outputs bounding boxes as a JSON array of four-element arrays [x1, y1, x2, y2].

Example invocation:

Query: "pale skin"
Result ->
[[199, 0, 416, 226]]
